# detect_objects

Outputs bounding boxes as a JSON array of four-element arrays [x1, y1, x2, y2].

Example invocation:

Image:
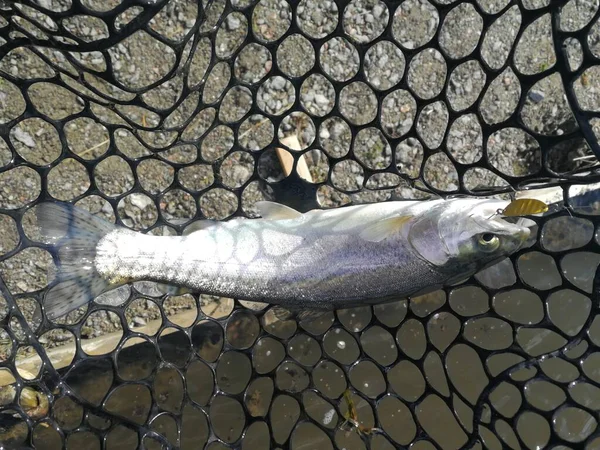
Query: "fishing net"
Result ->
[[1, 0, 600, 448]]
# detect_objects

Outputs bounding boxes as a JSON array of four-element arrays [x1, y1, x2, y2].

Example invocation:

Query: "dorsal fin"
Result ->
[[359, 215, 412, 243], [256, 201, 302, 220]]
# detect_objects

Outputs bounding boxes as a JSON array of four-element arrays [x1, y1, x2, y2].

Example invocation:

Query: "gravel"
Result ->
[[0, 0, 598, 348]]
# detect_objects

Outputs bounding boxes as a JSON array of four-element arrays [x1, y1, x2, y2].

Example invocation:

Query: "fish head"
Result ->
[[408, 199, 530, 270]]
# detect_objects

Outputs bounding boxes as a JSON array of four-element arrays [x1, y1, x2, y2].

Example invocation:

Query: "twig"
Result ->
[[77, 138, 109, 158]]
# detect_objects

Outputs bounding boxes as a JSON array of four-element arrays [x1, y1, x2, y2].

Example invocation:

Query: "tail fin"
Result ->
[[36, 202, 118, 320]]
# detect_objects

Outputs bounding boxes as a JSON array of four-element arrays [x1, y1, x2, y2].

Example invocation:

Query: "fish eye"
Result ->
[[478, 233, 500, 251]]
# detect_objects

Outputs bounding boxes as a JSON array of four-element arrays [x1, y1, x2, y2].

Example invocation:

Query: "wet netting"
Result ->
[[1, 0, 600, 449]]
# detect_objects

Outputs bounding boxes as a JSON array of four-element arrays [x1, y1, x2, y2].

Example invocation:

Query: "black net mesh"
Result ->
[[1, 0, 600, 448]]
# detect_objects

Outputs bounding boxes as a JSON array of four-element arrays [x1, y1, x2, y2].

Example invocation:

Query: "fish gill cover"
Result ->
[[0, 0, 599, 448]]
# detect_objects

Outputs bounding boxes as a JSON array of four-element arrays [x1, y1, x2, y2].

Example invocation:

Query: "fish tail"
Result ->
[[36, 202, 119, 319]]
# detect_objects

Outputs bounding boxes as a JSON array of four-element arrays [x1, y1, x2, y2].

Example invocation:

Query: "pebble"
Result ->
[[132, 317, 147, 327], [101, 202, 113, 215], [271, 77, 286, 90], [129, 193, 153, 210], [314, 94, 328, 106], [12, 128, 35, 148], [529, 90, 545, 103], [372, 4, 385, 18], [226, 14, 241, 31]]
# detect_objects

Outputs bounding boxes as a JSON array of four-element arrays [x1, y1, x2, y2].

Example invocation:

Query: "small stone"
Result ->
[[12, 128, 35, 148], [132, 317, 146, 327], [528, 90, 545, 103], [271, 77, 286, 90], [101, 203, 113, 215], [312, 10, 324, 25], [129, 193, 152, 210], [314, 94, 328, 106], [226, 15, 241, 31], [373, 4, 385, 18]]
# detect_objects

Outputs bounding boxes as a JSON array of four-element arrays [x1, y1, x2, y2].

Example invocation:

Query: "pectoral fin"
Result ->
[[256, 201, 302, 220], [359, 215, 412, 243]]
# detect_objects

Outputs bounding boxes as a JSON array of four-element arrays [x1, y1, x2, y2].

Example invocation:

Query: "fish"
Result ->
[[35, 198, 530, 321]]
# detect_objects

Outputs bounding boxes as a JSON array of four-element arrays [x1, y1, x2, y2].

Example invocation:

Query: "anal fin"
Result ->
[[157, 283, 191, 296], [297, 309, 331, 323], [270, 306, 330, 324], [271, 306, 294, 321]]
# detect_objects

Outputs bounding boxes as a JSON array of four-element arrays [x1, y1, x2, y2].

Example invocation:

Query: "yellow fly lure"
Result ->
[[500, 198, 549, 217]]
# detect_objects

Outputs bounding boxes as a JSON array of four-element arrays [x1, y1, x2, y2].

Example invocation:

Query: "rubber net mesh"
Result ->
[[1, 0, 600, 449]]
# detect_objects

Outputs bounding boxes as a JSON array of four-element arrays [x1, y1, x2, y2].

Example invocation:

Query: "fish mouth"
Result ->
[[499, 219, 530, 253], [518, 227, 531, 240], [474, 214, 530, 239], [497, 216, 531, 240]]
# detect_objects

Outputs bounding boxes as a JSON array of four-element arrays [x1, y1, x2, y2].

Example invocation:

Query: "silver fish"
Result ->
[[36, 198, 530, 321]]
